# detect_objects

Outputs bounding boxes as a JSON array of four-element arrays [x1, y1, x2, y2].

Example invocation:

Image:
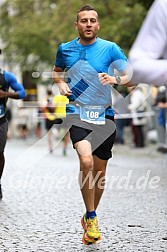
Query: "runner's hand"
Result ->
[[98, 73, 116, 86], [0, 90, 6, 98], [57, 82, 72, 96]]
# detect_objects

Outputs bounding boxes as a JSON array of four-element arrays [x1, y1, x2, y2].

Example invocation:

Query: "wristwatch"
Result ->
[[115, 76, 121, 85]]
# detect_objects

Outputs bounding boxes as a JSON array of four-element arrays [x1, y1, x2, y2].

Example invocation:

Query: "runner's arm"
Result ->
[[98, 70, 130, 86], [52, 66, 72, 96], [2, 71, 26, 99]]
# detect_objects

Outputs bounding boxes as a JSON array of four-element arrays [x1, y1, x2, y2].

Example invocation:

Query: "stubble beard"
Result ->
[[79, 32, 97, 43]]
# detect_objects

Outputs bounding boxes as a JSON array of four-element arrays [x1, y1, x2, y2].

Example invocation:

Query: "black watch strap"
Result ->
[[115, 76, 121, 85]]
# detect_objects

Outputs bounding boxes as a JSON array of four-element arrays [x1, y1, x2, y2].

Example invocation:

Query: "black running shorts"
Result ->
[[67, 115, 116, 160], [0, 118, 8, 153]]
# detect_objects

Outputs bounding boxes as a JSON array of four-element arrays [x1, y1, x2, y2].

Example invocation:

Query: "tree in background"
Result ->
[[0, 0, 154, 73]]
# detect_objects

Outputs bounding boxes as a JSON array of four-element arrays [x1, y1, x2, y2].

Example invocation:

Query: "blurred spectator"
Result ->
[[128, 86, 147, 148], [113, 90, 130, 144], [53, 95, 69, 156], [128, 0, 167, 151], [35, 108, 42, 139], [154, 86, 167, 153], [17, 106, 30, 139], [42, 88, 69, 155], [42, 87, 56, 153]]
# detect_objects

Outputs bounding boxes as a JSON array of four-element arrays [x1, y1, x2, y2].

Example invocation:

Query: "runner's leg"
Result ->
[[93, 156, 108, 210], [75, 140, 95, 212]]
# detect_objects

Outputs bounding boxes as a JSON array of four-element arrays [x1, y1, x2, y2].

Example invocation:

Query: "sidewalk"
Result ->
[[0, 138, 166, 252]]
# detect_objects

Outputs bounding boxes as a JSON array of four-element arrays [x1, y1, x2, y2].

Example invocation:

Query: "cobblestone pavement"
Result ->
[[0, 137, 167, 252]]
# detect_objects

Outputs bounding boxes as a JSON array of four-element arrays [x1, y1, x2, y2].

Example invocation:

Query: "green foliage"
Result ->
[[95, 1, 147, 55], [0, 0, 154, 72]]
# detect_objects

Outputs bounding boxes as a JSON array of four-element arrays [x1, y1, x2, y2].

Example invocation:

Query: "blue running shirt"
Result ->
[[55, 37, 128, 116]]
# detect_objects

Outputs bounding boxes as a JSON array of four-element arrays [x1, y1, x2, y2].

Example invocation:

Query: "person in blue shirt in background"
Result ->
[[0, 49, 26, 200], [52, 5, 129, 245]]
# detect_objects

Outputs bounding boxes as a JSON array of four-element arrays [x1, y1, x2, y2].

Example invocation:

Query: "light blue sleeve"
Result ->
[[54, 44, 66, 70], [110, 43, 128, 72]]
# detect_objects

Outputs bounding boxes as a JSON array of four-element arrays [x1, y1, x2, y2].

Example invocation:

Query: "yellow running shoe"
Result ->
[[81, 214, 94, 245], [81, 214, 87, 230], [81, 214, 101, 243], [82, 231, 94, 245]]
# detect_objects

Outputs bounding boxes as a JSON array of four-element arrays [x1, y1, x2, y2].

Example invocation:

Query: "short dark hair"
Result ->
[[76, 5, 98, 21]]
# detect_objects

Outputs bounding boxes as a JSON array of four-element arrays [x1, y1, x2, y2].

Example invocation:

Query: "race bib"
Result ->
[[0, 104, 5, 118], [80, 105, 105, 125]]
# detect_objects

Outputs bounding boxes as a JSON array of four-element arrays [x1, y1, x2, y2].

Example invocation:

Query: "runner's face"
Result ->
[[75, 10, 100, 44]]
